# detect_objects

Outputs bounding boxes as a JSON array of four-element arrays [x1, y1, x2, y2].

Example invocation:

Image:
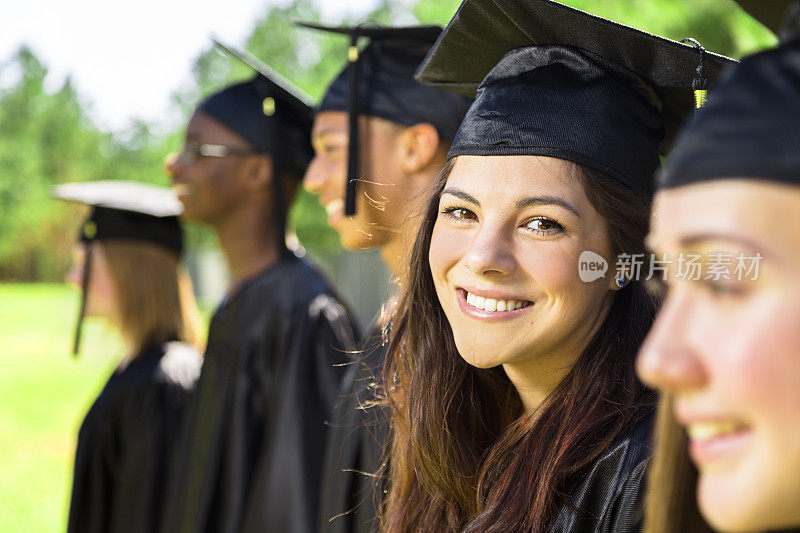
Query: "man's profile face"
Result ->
[[166, 110, 261, 225], [303, 110, 411, 251]]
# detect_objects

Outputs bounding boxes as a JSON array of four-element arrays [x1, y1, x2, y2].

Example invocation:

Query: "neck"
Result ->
[[503, 354, 579, 415], [212, 202, 281, 290]]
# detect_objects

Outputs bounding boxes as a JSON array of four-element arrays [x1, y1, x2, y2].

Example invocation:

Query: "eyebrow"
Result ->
[[312, 129, 347, 139], [440, 188, 581, 217], [680, 232, 769, 255]]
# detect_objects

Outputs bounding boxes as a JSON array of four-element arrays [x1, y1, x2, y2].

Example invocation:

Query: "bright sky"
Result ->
[[0, 0, 383, 132]]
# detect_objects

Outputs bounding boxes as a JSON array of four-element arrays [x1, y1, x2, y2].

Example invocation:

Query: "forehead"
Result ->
[[186, 110, 248, 145], [446, 155, 588, 204], [651, 180, 800, 258], [311, 110, 349, 137]]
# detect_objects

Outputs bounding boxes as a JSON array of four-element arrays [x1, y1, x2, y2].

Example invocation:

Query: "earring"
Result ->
[[615, 277, 627, 289]]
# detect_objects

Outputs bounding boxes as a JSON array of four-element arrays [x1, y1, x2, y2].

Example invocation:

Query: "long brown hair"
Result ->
[[101, 240, 202, 355], [643, 395, 713, 533], [381, 158, 658, 531]]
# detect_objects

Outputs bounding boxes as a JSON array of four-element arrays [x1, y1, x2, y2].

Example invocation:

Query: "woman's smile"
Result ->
[[456, 287, 534, 321]]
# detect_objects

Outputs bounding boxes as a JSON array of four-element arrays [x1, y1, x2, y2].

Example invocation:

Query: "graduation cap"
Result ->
[[731, 0, 800, 37], [201, 39, 315, 254], [660, 38, 800, 189], [294, 23, 472, 215], [53, 180, 184, 356], [415, 0, 737, 197]]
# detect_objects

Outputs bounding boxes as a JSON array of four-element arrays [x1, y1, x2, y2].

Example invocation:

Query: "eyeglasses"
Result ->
[[177, 143, 260, 165]]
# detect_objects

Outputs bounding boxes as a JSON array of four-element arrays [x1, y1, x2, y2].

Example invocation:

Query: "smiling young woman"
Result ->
[[383, 155, 657, 531], [375, 0, 735, 530]]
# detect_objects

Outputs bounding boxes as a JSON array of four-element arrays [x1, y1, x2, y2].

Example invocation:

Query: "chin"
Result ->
[[453, 340, 512, 369]]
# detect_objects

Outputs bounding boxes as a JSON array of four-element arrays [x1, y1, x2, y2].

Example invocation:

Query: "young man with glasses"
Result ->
[[162, 44, 358, 533]]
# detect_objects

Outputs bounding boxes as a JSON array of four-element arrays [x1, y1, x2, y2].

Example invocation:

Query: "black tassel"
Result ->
[[681, 38, 708, 109], [345, 30, 360, 216], [72, 240, 93, 356]]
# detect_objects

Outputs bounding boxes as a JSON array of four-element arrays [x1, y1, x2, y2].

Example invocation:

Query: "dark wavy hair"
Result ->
[[380, 157, 659, 531]]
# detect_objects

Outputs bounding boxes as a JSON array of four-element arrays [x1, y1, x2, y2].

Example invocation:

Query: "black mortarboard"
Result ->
[[54, 181, 184, 356], [415, 0, 736, 197], [660, 39, 800, 189], [201, 39, 315, 253], [732, 0, 800, 36], [295, 23, 473, 215]]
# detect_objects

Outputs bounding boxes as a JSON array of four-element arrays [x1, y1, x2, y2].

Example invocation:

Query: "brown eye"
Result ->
[[450, 208, 477, 220], [524, 217, 563, 234]]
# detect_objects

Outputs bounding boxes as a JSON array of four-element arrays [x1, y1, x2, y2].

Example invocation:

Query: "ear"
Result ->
[[399, 123, 440, 174], [244, 154, 273, 192]]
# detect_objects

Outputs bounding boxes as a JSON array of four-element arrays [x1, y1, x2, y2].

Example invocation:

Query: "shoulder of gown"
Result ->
[[551, 408, 655, 533]]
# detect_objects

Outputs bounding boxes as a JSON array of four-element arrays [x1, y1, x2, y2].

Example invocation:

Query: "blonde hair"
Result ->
[[644, 394, 712, 533], [99, 240, 203, 355]]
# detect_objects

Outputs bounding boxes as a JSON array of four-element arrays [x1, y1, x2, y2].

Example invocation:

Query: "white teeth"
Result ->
[[325, 199, 344, 216], [687, 421, 745, 441], [464, 291, 529, 312], [173, 183, 194, 195]]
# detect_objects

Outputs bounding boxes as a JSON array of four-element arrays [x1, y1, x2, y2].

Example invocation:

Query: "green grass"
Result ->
[[0, 283, 123, 532]]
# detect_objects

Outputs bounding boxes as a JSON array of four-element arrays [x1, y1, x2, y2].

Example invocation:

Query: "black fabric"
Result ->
[[161, 255, 359, 533], [732, 0, 800, 35], [81, 206, 183, 256], [307, 24, 472, 141], [449, 46, 664, 195], [297, 22, 472, 215], [660, 38, 800, 189], [198, 41, 314, 181], [416, 0, 735, 155], [67, 342, 202, 533], [319, 328, 390, 533], [550, 410, 655, 532]]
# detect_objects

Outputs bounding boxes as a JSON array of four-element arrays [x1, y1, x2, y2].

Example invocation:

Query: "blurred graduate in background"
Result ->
[[56, 180, 203, 533], [162, 40, 358, 533], [638, 2, 800, 532], [297, 22, 471, 532]]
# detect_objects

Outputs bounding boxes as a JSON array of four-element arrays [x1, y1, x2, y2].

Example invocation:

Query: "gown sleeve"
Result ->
[[237, 293, 358, 533], [66, 396, 118, 533]]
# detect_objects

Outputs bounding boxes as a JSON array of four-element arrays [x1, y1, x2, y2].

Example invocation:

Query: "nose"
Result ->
[[462, 222, 516, 277], [636, 288, 707, 392], [65, 256, 83, 288], [302, 156, 329, 195], [164, 151, 184, 179]]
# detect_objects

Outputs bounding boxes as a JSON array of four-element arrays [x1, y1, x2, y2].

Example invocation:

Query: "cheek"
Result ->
[[429, 221, 470, 288], [697, 293, 800, 529]]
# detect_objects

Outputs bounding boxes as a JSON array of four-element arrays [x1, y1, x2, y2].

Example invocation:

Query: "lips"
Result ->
[[675, 407, 753, 467]]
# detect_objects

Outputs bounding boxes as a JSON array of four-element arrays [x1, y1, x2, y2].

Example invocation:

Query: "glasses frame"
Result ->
[[178, 143, 261, 165]]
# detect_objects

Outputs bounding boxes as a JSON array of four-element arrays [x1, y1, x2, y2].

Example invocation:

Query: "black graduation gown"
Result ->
[[318, 329, 390, 533], [551, 408, 655, 533], [162, 255, 358, 533], [67, 341, 202, 533]]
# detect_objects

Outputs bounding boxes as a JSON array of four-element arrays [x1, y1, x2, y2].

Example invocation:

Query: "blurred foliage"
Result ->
[[0, 0, 777, 281]]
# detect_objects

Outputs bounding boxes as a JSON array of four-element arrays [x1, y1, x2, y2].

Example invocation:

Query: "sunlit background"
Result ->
[[0, 0, 777, 530]]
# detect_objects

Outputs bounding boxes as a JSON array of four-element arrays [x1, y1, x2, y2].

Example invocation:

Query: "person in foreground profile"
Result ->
[[162, 41, 358, 533], [56, 180, 203, 533], [637, 13, 800, 533], [298, 22, 471, 532], [380, 0, 733, 530]]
